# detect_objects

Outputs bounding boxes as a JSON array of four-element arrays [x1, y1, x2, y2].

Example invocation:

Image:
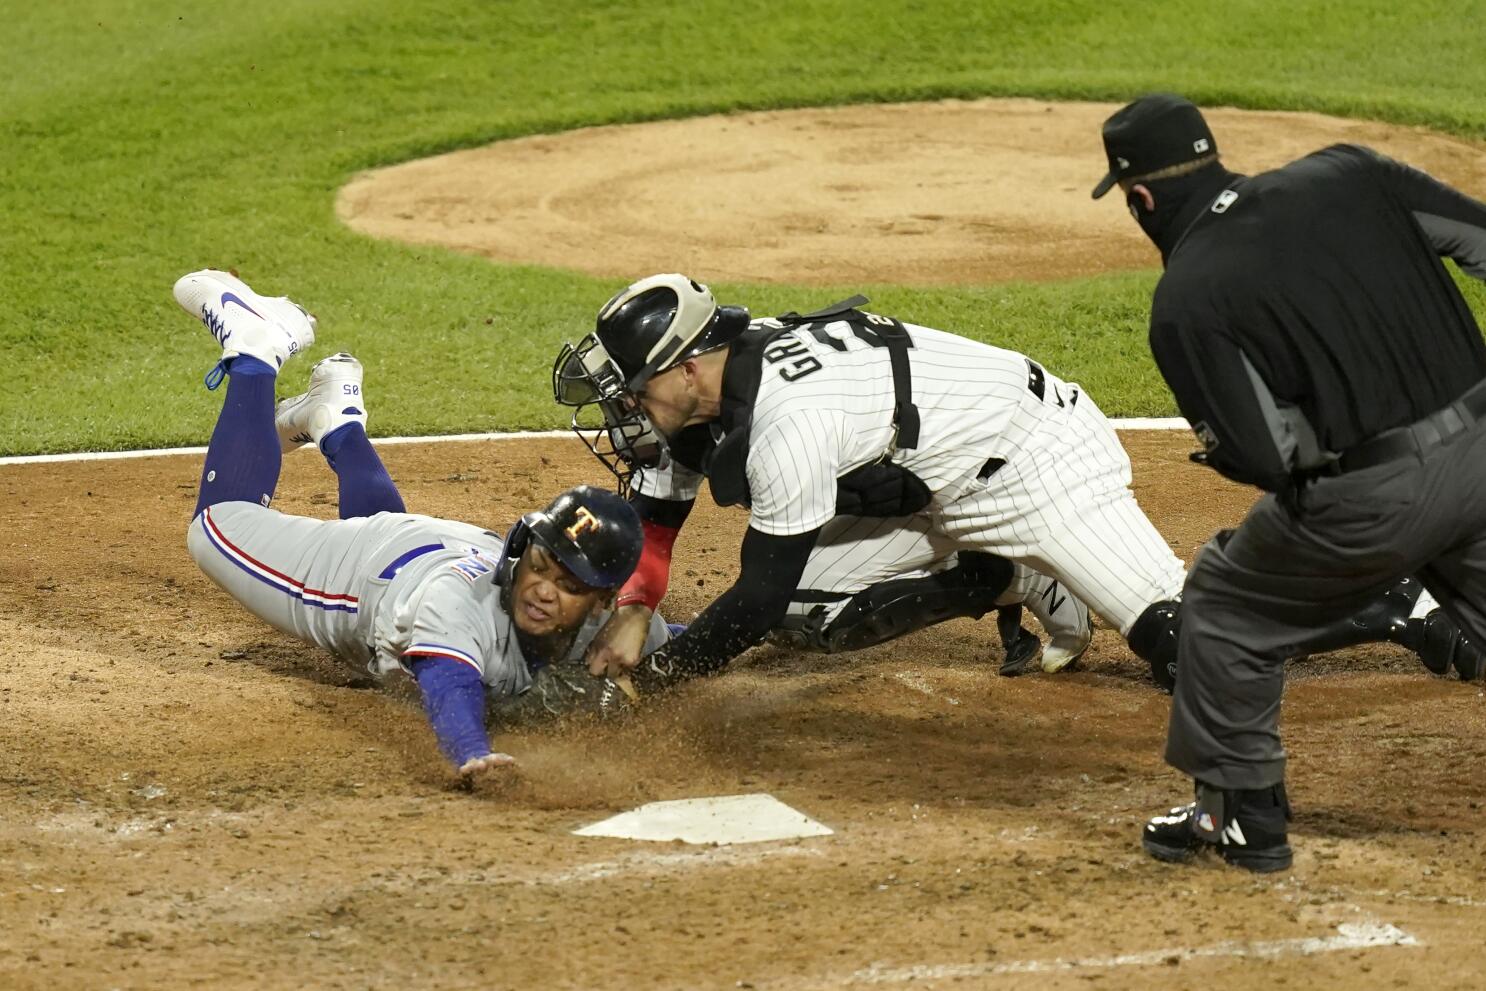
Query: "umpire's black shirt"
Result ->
[[1149, 144, 1486, 491]]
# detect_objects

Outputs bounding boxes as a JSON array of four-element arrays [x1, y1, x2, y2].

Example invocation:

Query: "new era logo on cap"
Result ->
[[1092, 93, 1219, 198]]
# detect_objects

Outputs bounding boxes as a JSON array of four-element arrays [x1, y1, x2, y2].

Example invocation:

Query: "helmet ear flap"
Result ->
[[496, 515, 538, 585]]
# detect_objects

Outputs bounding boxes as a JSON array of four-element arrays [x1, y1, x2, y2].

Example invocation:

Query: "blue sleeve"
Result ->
[[408, 656, 492, 767]]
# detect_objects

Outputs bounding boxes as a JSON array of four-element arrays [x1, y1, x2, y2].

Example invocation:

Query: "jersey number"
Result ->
[[763, 314, 901, 382]]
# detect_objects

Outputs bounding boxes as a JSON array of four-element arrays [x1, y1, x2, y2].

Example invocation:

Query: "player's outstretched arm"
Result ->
[[408, 655, 514, 778], [458, 752, 516, 776]]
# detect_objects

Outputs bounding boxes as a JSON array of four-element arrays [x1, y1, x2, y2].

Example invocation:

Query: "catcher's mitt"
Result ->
[[488, 664, 633, 725]]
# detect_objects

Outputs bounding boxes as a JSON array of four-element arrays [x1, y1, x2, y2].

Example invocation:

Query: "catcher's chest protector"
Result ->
[[706, 301, 930, 516]]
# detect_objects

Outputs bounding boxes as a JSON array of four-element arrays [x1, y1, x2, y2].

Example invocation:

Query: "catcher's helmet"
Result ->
[[552, 274, 749, 493], [504, 485, 643, 590], [593, 274, 751, 392]]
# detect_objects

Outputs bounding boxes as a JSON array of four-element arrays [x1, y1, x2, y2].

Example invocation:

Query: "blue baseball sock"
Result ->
[[193, 356, 281, 519], [322, 422, 406, 519]]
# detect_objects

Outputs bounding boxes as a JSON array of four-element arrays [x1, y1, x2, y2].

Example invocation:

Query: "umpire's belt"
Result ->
[[1333, 377, 1486, 474]]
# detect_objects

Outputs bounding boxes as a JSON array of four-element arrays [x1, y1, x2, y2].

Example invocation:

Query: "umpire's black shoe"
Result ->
[[1142, 781, 1293, 873]]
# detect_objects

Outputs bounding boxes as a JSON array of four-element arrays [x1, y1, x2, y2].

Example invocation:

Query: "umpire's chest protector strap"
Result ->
[[707, 302, 930, 516]]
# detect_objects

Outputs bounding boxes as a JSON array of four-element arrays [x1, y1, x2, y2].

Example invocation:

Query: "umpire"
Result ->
[[1092, 93, 1486, 872]]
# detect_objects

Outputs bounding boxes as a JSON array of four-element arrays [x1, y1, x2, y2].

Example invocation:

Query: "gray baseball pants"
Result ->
[[1166, 417, 1486, 789]]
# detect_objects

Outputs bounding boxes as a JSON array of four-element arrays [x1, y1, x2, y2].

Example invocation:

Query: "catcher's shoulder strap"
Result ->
[[772, 296, 920, 450], [705, 324, 776, 508], [774, 294, 871, 325], [706, 299, 925, 512]]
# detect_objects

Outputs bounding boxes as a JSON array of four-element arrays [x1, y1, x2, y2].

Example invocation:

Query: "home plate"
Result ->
[[573, 793, 833, 845]]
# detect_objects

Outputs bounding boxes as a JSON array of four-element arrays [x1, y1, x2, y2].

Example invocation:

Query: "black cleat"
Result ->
[[996, 606, 1043, 676], [1142, 782, 1293, 873]]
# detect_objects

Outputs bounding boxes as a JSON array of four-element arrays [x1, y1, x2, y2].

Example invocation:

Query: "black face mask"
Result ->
[[1127, 187, 1186, 259], [1126, 165, 1243, 264]]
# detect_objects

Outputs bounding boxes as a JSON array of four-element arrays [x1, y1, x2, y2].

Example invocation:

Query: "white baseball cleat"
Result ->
[[173, 269, 316, 383], [998, 566, 1093, 673], [274, 352, 367, 452]]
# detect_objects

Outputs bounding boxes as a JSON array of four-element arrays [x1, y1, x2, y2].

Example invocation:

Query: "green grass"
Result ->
[[5, 0, 1486, 453]]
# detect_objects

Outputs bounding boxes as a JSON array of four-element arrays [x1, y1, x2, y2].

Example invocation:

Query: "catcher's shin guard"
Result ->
[[1302, 576, 1415, 656], [1299, 576, 1484, 679], [778, 553, 1015, 653], [1401, 607, 1486, 679], [1127, 599, 1181, 692]]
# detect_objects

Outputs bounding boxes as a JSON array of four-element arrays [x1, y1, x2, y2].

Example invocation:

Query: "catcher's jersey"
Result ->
[[636, 317, 1073, 536], [188, 504, 669, 698]]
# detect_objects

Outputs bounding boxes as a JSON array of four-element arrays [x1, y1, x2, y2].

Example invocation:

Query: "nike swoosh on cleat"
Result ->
[[220, 292, 264, 319]]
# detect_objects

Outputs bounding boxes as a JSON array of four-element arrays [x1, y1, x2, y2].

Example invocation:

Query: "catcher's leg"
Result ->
[[772, 515, 1039, 668], [1416, 536, 1486, 681]]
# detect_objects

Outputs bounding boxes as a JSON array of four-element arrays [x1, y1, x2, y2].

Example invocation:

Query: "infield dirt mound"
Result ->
[[338, 97, 1486, 285]]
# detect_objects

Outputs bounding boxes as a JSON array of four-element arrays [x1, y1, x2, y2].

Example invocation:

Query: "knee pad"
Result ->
[[1128, 599, 1181, 693], [1413, 610, 1486, 680]]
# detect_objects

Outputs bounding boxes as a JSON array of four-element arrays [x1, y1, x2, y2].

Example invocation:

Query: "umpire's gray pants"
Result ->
[[1167, 418, 1486, 789]]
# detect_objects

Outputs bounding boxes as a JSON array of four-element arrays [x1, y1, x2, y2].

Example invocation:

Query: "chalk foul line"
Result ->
[[825, 920, 1417, 985], [0, 420, 1189, 467]]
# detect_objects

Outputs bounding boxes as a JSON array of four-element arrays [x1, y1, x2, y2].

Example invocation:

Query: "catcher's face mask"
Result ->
[[552, 334, 669, 495]]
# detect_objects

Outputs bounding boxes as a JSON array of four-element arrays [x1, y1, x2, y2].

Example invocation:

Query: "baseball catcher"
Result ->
[[174, 269, 669, 781], [551, 275, 1476, 707]]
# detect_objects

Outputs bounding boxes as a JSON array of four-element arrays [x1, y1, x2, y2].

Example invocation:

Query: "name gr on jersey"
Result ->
[[761, 312, 909, 382]]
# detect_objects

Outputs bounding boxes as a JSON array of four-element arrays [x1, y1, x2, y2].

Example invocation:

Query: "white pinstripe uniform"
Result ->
[[635, 317, 1186, 636], [187, 503, 671, 694]]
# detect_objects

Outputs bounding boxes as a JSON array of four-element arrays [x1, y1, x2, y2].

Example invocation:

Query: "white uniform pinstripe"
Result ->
[[636, 316, 1185, 635]]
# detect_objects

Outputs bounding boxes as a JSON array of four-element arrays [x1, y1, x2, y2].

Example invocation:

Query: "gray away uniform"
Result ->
[[188, 502, 670, 694]]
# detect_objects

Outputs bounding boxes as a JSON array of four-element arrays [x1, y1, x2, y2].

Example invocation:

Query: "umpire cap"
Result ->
[[522, 485, 643, 589], [1092, 93, 1218, 199], [594, 274, 750, 392]]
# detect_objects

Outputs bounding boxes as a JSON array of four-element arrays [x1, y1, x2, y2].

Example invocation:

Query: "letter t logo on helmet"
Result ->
[[516, 485, 643, 590], [565, 506, 601, 541]]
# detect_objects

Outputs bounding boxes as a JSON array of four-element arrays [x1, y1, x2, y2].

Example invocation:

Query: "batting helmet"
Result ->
[[503, 485, 643, 590]]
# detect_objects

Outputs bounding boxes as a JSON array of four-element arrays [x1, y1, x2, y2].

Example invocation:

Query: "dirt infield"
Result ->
[[3, 433, 1483, 989]]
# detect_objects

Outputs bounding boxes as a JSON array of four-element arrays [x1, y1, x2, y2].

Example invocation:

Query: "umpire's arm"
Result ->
[[1149, 318, 1294, 491], [1373, 149, 1486, 282]]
